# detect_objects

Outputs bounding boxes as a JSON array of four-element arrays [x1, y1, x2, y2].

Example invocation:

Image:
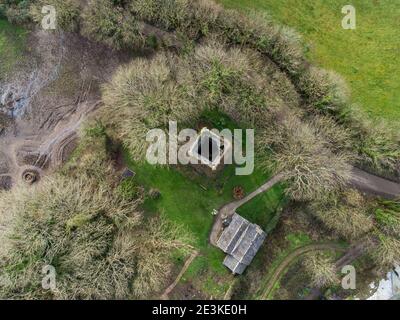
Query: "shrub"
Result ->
[[130, 0, 221, 39], [368, 233, 400, 270], [259, 110, 352, 201], [0, 0, 33, 24], [0, 174, 142, 299], [117, 176, 142, 201], [374, 199, 400, 236], [0, 126, 195, 299], [309, 114, 354, 154], [303, 252, 339, 288], [298, 66, 350, 116], [130, 0, 189, 31], [62, 121, 113, 182], [191, 42, 273, 127], [131, 216, 194, 297], [310, 190, 374, 241], [81, 0, 144, 49], [353, 120, 400, 178], [101, 54, 198, 160]]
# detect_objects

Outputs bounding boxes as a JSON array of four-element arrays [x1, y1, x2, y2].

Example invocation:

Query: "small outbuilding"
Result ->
[[216, 213, 266, 275]]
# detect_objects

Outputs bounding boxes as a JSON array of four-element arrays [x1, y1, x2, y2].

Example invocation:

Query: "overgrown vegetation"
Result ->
[[302, 252, 338, 288], [310, 190, 374, 241], [310, 191, 400, 270], [370, 198, 400, 269], [102, 42, 351, 202], [81, 0, 145, 49], [0, 126, 194, 299], [1, 0, 399, 299], [0, 0, 32, 24], [2, 0, 399, 179]]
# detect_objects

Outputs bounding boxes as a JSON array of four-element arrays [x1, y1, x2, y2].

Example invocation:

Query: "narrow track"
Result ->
[[260, 243, 346, 300], [160, 250, 199, 300]]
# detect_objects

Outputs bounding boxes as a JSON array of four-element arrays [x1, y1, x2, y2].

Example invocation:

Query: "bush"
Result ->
[[368, 233, 400, 270], [0, 0, 33, 24], [130, 0, 221, 39], [191, 41, 276, 127], [30, 0, 81, 32], [130, 0, 189, 31], [101, 53, 198, 160], [258, 110, 352, 201], [118, 176, 142, 201], [81, 0, 144, 49], [0, 174, 142, 299], [131, 216, 194, 297], [309, 114, 354, 154], [374, 199, 400, 236], [353, 119, 400, 178], [303, 252, 339, 288], [299, 66, 350, 116], [62, 121, 113, 182], [310, 190, 374, 241]]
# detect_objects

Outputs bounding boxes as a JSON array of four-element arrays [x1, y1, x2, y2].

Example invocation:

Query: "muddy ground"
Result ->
[[0, 29, 132, 190]]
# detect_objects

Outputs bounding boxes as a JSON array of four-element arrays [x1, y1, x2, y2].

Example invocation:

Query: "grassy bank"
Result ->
[[219, 0, 400, 125], [0, 18, 27, 80]]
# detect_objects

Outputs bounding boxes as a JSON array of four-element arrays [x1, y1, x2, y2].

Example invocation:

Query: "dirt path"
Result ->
[[160, 250, 199, 300], [260, 243, 347, 300], [350, 167, 400, 199]]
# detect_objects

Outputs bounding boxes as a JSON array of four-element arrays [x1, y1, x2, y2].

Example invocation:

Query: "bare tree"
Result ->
[[303, 252, 339, 288]]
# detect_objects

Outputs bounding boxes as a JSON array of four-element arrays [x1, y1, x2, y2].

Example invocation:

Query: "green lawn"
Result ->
[[219, 0, 400, 125], [0, 18, 27, 80], [123, 110, 286, 298]]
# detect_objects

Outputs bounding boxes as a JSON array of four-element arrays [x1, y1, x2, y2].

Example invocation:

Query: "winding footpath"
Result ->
[[259, 243, 347, 300]]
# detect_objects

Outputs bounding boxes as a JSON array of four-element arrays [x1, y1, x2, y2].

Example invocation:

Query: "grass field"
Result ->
[[0, 18, 27, 80], [219, 0, 400, 125]]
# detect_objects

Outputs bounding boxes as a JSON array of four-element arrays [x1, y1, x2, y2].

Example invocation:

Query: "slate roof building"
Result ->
[[216, 213, 266, 275]]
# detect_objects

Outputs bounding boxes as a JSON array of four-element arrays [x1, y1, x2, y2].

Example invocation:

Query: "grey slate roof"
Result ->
[[217, 213, 266, 274]]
